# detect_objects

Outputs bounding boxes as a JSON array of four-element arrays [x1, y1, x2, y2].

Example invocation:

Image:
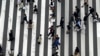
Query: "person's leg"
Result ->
[[48, 32, 52, 36], [56, 45, 59, 49], [61, 24, 64, 28], [24, 18, 28, 23], [77, 24, 81, 29]]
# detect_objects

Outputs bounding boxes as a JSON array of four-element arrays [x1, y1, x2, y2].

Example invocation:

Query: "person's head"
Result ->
[[21, 0, 23, 2], [34, 5, 37, 8], [11, 49, 14, 51], [89, 6, 92, 8], [75, 47, 79, 53], [75, 6, 78, 8], [39, 34, 42, 36]]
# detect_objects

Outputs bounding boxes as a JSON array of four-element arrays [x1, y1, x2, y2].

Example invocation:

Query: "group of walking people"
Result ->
[[66, 0, 99, 33]]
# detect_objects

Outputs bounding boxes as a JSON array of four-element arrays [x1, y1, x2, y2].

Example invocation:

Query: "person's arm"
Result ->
[[96, 12, 99, 18]]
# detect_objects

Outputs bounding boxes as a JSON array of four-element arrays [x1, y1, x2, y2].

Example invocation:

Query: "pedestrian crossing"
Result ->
[[0, 0, 100, 56]]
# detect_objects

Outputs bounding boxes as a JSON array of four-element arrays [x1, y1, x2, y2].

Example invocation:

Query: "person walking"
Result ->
[[74, 47, 80, 56], [52, 52, 58, 56], [83, 13, 89, 25], [60, 17, 64, 28], [8, 30, 14, 41], [0, 45, 3, 56], [89, 7, 95, 15], [21, 13, 28, 24], [74, 17, 81, 31], [28, 19, 32, 28], [37, 34, 42, 44], [33, 5, 38, 14], [48, 25, 55, 39], [81, 0, 88, 7], [52, 36, 60, 49]]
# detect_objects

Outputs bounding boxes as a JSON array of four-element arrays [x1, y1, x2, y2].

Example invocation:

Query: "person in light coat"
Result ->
[[37, 34, 42, 44]]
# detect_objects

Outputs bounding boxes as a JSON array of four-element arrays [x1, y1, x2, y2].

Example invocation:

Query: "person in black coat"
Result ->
[[0, 45, 2, 53], [83, 13, 89, 25], [33, 5, 38, 14], [66, 24, 71, 34], [27, 0, 30, 2], [89, 7, 95, 15], [74, 11, 79, 20], [75, 6, 80, 14], [21, 14, 28, 24], [28, 19, 32, 28], [0, 45, 3, 56], [52, 52, 58, 56], [74, 47, 80, 55], [60, 17, 64, 28], [32, 0, 35, 2], [56, 17, 64, 28], [9, 30, 14, 41]]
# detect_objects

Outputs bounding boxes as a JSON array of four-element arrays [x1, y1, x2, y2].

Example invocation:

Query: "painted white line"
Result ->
[[72, 0, 77, 54], [39, 0, 46, 56], [22, 4, 29, 56], [56, 1, 61, 56], [0, 0, 6, 46], [88, 0, 94, 56], [31, 0, 38, 55], [48, 0, 53, 56], [97, 31, 100, 56], [14, 4, 21, 56], [88, 15, 94, 56], [64, 0, 69, 56], [80, 0, 85, 56], [96, 0, 100, 56], [22, 24, 28, 56], [5, 0, 14, 56]]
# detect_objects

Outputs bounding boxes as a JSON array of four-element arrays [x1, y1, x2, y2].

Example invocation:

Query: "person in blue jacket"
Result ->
[[52, 36, 60, 49]]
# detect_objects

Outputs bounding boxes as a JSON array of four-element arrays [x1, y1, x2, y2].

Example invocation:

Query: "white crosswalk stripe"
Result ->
[[72, 0, 77, 55], [39, 0, 46, 56], [64, 0, 69, 55], [14, 3, 21, 56], [88, 0, 94, 56], [80, 0, 85, 56], [5, 0, 14, 56], [56, 0, 61, 56], [31, 0, 38, 56], [0, 0, 6, 46]]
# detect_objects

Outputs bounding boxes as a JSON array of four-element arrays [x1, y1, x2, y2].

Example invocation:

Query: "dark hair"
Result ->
[[75, 47, 79, 52]]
